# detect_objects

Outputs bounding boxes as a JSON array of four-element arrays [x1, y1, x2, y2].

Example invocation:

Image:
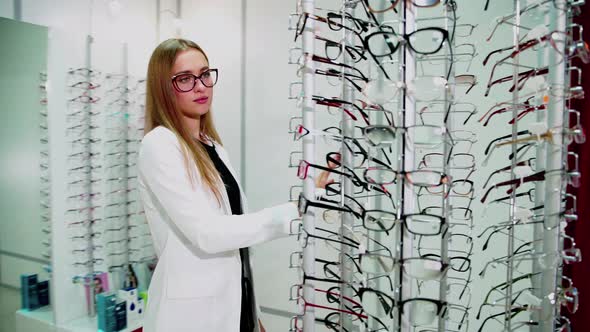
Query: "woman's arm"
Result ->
[[138, 129, 298, 254]]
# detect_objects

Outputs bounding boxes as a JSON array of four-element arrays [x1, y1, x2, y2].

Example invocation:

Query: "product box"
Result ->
[[138, 290, 148, 304], [37, 280, 50, 306], [114, 301, 127, 331], [96, 291, 117, 332], [20, 274, 39, 310], [136, 298, 144, 317], [118, 288, 142, 323], [86, 272, 110, 313]]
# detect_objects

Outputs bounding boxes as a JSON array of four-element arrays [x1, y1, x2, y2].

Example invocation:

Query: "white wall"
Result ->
[[0, 16, 49, 289], [0, 0, 12, 18], [181, 0, 244, 170]]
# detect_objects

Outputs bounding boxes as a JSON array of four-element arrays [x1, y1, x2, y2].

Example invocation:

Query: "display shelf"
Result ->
[[16, 307, 55, 332], [17, 28, 150, 332], [16, 308, 143, 332], [60, 315, 142, 332]]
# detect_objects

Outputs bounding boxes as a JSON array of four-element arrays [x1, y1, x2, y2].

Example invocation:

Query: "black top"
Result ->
[[200, 141, 255, 332]]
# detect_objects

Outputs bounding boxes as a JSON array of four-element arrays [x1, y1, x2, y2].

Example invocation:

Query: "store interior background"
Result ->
[[0, 0, 588, 331]]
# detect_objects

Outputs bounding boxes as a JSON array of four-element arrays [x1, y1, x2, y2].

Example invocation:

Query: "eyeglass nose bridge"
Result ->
[[191, 76, 208, 90]]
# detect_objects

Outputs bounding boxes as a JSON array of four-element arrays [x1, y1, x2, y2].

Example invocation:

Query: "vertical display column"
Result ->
[[300, 0, 316, 331]]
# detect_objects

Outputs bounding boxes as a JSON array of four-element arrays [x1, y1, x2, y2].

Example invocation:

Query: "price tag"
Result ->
[[523, 292, 543, 307], [514, 207, 533, 221], [359, 244, 367, 254], [528, 122, 548, 135], [522, 75, 546, 93], [433, 76, 447, 87], [526, 0, 551, 12], [423, 260, 442, 271], [525, 25, 549, 41]]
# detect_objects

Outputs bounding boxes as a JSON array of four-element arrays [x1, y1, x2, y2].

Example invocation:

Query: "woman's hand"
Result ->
[[315, 169, 335, 189], [259, 319, 266, 332], [315, 154, 340, 189], [291, 154, 340, 215]]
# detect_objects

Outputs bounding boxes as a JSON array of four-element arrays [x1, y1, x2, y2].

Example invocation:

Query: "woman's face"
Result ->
[[171, 49, 213, 120]]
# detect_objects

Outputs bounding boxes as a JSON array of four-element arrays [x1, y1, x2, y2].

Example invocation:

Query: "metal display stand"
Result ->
[[289, 0, 585, 331], [540, 1, 566, 330], [289, 1, 469, 331], [478, 0, 584, 331], [18, 33, 151, 332], [339, 1, 356, 331], [401, 3, 418, 331], [299, 0, 317, 331]]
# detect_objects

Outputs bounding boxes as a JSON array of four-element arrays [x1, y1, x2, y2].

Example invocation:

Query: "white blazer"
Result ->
[[138, 126, 299, 332]]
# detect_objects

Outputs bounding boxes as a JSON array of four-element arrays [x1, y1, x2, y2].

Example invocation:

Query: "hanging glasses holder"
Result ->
[[478, 0, 585, 331], [288, 0, 473, 331]]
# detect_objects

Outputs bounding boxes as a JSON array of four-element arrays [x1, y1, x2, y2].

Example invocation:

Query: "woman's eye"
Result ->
[[178, 75, 192, 83], [201, 71, 211, 78]]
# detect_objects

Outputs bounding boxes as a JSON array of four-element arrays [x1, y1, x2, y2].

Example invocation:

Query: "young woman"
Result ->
[[138, 38, 333, 332]]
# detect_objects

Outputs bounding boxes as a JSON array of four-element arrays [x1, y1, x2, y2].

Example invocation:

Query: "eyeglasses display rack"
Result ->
[[40, 70, 52, 271], [477, 0, 585, 331], [289, 0, 477, 331], [289, 0, 587, 330], [299, 0, 318, 331], [21, 33, 154, 331]]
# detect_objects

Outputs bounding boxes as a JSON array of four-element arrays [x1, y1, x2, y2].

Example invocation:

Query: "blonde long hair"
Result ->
[[144, 38, 224, 207]]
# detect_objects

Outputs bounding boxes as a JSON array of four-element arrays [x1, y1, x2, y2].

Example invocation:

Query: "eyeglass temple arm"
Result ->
[[486, 63, 543, 97], [483, 162, 521, 189], [481, 174, 523, 203], [508, 142, 534, 161], [504, 170, 546, 195], [481, 94, 534, 123], [509, 67, 547, 93], [496, 131, 552, 148], [306, 199, 353, 215], [483, 44, 514, 66], [484, 130, 530, 155], [508, 104, 546, 124]]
